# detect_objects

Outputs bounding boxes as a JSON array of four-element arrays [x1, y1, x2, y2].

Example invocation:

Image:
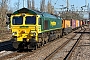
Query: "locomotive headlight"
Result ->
[[12, 32, 17, 35], [33, 32, 36, 36], [30, 32, 36, 36]]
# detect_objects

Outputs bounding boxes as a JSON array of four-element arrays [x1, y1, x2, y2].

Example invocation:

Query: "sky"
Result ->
[[10, 0, 90, 10], [10, 0, 90, 18]]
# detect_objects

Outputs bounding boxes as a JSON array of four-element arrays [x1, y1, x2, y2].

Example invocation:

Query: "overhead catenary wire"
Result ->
[[54, 0, 58, 5]]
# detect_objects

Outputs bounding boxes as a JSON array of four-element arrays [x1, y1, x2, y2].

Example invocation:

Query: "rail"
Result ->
[[64, 29, 86, 60]]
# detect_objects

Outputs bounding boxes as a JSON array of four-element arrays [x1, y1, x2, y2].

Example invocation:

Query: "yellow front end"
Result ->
[[11, 14, 41, 42]]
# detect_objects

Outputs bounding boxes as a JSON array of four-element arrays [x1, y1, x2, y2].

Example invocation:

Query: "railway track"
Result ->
[[0, 27, 85, 60], [70, 27, 90, 60], [63, 29, 85, 60], [44, 29, 85, 60]]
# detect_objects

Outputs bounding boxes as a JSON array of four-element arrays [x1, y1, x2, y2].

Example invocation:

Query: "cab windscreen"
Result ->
[[12, 16, 23, 25], [25, 16, 36, 24]]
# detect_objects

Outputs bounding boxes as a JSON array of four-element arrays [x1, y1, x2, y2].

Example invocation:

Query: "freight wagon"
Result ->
[[80, 20, 82, 26], [75, 20, 80, 29], [71, 19, 76, 30], [62, 19, 72, 34]]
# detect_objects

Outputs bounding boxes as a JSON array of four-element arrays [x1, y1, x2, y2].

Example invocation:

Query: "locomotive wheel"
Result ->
[[12, 42, 20, 49], [37, 43, 41, 48], [60, 35, 62, 38], [57, 35, 60, 39], [41, 42, 43, 46], [44, 40, 47, 44], [41, 41, 44, 46], [18, 42, 25, 50], [28, 39, 38, 50], [34, 44, 38, 50]]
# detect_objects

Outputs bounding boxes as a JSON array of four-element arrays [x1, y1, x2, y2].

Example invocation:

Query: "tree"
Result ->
[[32, 0, 35, 10], [40, 0, 45, 12], [51, 6, 54, 14], [0, 0, 9, 27], [60, 11, 84, 20], [27, 0, 31, 9], [47, 0, 53, 14]]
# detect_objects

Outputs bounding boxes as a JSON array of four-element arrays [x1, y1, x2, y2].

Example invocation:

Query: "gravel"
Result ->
[[71, 27, 90, 60]]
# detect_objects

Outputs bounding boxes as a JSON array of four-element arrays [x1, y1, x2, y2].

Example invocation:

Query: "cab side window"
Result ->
[[38, 18, 42, 25]]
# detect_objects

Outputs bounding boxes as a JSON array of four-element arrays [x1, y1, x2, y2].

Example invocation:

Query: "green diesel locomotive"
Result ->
[[10, 8, 62, 50]]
